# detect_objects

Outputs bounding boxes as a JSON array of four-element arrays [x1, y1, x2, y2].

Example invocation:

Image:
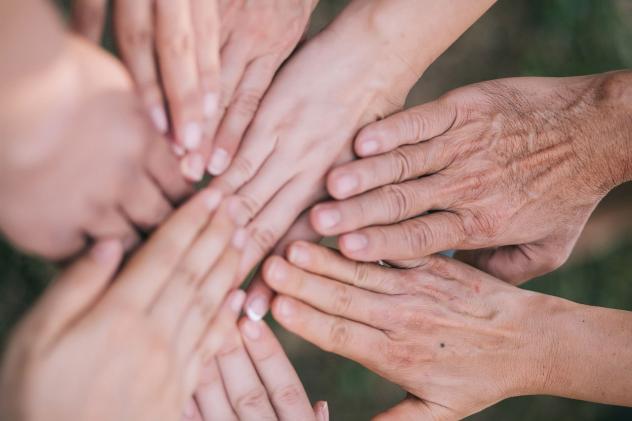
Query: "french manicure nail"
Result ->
[[203, 92, 219, 118], [172, 143, 185, 157], [149, 106, 168, 134], [241, 319, 262, 340], [208, 148, 229, 175], [341, 233, 368, 252], [232, 228, 248, 249], [359, 139, 379, 155], [230, 290, 246, 312], [335, 174, 359, 197], [246, 296, 269, 321], [317, 207, 341, 230], [183, 122, 202, 151], [201, 188, 222, 211], [180, 153, 205, 181]]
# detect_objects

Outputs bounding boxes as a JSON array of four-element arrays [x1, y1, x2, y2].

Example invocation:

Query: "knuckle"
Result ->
[[352, 262, 370, 287], [400, 111, 425, 141], [224, 156, 257, 189], [173, 263, 203, 288], [249, 225, 278, 257], [331, 284, 353, 314], [189, 294, 217, 323], [383, 341, 416, 369], [326, 317, 350, 352], [460, 208, 500, 242], [390, 148, 415, 183], [119, 26, 153, 52], [270, 384, 304, 407], [405, 219, 434, 253], [234, 388, 270, 412], [381, 183, 414, 222], [230, 90, 263, 118], [159, 30, 194, 58], [541, 252, 567, 273]]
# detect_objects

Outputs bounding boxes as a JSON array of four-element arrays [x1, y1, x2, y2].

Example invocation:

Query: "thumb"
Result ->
[[25, 240, 123, 340], [372, 397, 448, 421], [354, 97, 457, 157]]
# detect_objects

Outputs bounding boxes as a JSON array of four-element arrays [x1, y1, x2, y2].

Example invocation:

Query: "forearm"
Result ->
[[535, 297, 632, 406]]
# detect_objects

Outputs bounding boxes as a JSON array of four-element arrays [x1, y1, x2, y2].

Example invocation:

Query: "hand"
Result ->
[[312, 72, 632, 283], [195, 0, 317, 176], [73, 0, 221, 178], [0, 35, 192, 259], [0, 188, 249, 421], [186, 319, 328, 421], [263, 242, 560, 420]]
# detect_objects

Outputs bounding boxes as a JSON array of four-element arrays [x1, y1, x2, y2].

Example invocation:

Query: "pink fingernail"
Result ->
[[359, 139, 379, 155], [232, 228, 248, 250], [201, 188, 222, 211], [208, 148, 229, 175], [241, 319, 262, 340], [246, 296, 268, 321], [288, 243, 310, 266], [316, 401, 329, 421], [277, 298, 294, 318], [335, 174, 359, 197], [183, 122, 202, 150], [149, 106, 168, 134], [341, 233, 368, 252], [180, 154, 205, 181], [172, 143, 186, 157], [316, 207, 341, 230], [91, 240, 122, 265], [204, 92, 219, 118], [229, 290, 246, 312], [269, 259, 287, 282]]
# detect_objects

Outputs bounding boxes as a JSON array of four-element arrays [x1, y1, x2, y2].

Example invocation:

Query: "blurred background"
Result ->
[[2, 0, 632, 419]]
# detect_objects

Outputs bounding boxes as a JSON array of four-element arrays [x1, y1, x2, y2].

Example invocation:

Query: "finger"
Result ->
[[208, 55, 278, 176], [354, 98, 457, 157], [190, 0, 221, 121], [175, 231, 248, 360], [84, 207, 140, 251], [216, 327, 277, 420], [244, 211, 320, 322], [314, 401, 329, 421], [196, 359, 238, 421], [285, 241, 404, 295], [155, 0, 204, 151], [239, 319, 314, 420], [71, 0, 108, 44], [182, 398, 203, 421], [143, 134, 194, 204], [182, 289, 246, 396], [271, 295, 385, 367], [339, 212, 465, 262], [120, 173, 173, 232], [25, 240, 122, 340], [109, 188, 222, 308], [372, 397, 448, 421], [114, 0, 169, 134], [327, 139, 452, 200], [150, 194, 243, 340], [315, 175, 450, 236], [263, 256, 391, 329]]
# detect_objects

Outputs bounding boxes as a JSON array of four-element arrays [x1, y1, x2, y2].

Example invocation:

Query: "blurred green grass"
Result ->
[[3, 1, 631, 419]]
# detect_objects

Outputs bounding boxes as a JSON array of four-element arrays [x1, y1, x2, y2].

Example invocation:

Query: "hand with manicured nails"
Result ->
[[183, 320, 328, 421], [0, 35, 192, 260], [0, 188, 250, 421], [263, 242, 632, 420], [312, 71, 632, 284], [72, 0, 221, 180]]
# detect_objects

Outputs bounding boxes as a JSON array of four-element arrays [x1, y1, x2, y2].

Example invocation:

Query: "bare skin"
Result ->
[[0, 188, 251, 421], [210, 0, 497, 320], [312, 71, 632, 283], [264, 242, 632, 420], [184, 321, 328, 421]]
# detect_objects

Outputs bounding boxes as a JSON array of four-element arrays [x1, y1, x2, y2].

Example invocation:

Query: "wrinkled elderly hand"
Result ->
[[73, 0, 221, 178], [184, 320, 328, 421], [262, 242, 632, 420], [0, 36, 191, 259], [0, 188, 249, 421], [313, 71, 632, 283]]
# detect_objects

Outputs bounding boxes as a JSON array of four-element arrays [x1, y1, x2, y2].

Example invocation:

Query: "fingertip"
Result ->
[[326, 168, 359, 200], [271, 295, 295, 321], [149, 105, 169, 134], [310, 203, 342, 234], [339, 232, 369, 255], [239, 317, 262, 341], [90, 239, 123, 266], [314, 401, 329, 421], [207, 148, 230, 175], [262, 256, 287, 286], [355, 125, 382, 157], [180, 153, 205, 182], [228, 289, 246, 313], [286, 241, 312, 267]]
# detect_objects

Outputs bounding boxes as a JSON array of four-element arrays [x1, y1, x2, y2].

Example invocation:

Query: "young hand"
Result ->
[[0, 188, 249, 421], [313, 71, 632, 283]]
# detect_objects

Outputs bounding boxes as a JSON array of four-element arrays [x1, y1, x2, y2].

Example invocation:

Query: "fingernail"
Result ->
[[241, 318, 262, 340], [268, 259, 287, 282], [208, 148, 229, 175], [316, 401, 329, 421], [149, 106, 168, 134], [246, 296, 269, 321], [91, 240, 122, 265], [358, 139, 379, 155], [201, 188, 222, 211], [232, 228, 248, 250], [288, 243, 310, 266], [183, 122, 202, 151], [278, 297, 294, 318], [316, 207, 341, 230], [227, 197, 250, 226], [180, 153, 205, 181], [183, 398, 196, 419], [334, 174, 359, 197], [229, 289, 246, 312], [172, 143, 185, 157], [341, 233, 368, 252], [203, 92, 219, 118]]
